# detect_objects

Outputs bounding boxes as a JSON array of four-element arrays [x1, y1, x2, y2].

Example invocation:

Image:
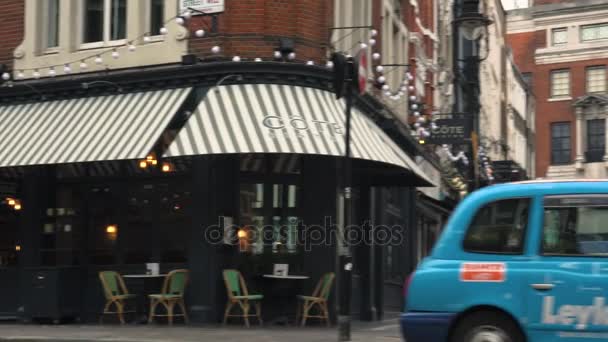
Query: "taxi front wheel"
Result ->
[[451, 311, 525, 342]]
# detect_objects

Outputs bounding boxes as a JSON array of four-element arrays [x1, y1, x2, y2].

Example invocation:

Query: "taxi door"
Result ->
[[526, 195, 608, 341]]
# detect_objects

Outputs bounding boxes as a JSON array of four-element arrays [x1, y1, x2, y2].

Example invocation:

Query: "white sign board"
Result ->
[[180, 0, 225, 15]]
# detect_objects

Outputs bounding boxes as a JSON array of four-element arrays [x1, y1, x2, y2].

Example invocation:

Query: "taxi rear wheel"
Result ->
[[451, 311, 524, 342]]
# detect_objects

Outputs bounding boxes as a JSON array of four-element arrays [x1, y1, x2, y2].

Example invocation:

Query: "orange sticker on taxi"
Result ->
[[460, 262, 506, 282]]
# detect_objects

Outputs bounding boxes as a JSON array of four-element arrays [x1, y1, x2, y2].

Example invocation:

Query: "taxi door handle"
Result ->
[[530, 283, 554, 291]]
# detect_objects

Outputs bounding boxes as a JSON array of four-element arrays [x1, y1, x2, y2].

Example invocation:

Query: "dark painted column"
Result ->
[[188, 155, 239, 323], [356, 185, 372, 321]]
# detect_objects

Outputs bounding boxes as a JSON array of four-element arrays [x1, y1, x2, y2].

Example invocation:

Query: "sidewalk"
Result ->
[[0, 319, 402, 342]]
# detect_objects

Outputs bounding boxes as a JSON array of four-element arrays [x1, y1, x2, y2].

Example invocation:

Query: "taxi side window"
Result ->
[[463, 198, 530, 254], [543, 195, 608, 256]]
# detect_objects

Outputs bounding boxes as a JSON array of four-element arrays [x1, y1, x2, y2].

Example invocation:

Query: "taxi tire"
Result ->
[[450, 310, 525, 342]]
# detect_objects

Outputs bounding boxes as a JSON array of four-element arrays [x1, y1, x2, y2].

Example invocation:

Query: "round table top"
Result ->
[[123, 274, 167, 278], [262, 274, 309, 280]]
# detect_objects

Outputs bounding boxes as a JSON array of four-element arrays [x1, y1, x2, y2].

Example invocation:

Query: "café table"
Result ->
[[122, 274, 167, 324], [262, 274, 309, 325]]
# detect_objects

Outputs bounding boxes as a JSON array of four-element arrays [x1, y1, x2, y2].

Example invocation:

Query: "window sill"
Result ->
[[79, 40, 127, 51], [548, 97, 573, 102], [146, 35, 165, 43], [43, 48, 60, 55]]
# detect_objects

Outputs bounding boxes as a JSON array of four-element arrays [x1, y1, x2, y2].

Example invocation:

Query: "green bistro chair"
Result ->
[[98, 271, 137, 324], [222, 269, 263, 327], [296, 272, 335, 327], [148, 269, 189, 325]]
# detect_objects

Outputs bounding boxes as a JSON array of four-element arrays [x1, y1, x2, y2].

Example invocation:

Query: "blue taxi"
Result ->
[[401, 180, 608, 342]]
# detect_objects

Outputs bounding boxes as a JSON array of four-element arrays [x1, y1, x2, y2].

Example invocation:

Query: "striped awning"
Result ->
[[165, 84, 433, 186], [0, 88, 191, 167]]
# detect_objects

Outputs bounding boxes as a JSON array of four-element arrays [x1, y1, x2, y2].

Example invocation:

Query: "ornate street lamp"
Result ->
[[453, 12, 493, 41]]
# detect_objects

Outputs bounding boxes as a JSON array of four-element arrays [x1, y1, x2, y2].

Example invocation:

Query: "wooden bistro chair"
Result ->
[[296, 272, 335, 327], [222, 269, 264, 327], [98, 271, 137, 324], [148, 269, 190, 325]]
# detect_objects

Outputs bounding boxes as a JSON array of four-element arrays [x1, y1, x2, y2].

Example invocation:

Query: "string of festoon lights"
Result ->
[[346, 29, 433, 142], [0, 8, 218, 81], [442, 144, 469, 166], [478, 145, 494, 182]]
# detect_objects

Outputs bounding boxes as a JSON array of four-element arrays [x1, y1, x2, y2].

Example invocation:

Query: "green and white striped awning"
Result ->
[[164, 84, 433, 186], [0, 88, 191, 167]]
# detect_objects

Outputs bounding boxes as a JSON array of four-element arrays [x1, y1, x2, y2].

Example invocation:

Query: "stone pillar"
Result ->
[[575, 107, 585, 170]]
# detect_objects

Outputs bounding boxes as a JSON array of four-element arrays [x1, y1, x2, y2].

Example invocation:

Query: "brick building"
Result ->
[[0, 0, 448, 324], [506, 0, 608, 178]]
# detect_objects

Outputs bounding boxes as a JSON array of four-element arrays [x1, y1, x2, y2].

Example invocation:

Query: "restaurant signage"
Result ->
[[427, 119, 471, 144], [180, 0, 224, 15]]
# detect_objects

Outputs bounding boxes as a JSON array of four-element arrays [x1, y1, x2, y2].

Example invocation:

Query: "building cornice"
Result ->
[[536, 43, 608, 64]]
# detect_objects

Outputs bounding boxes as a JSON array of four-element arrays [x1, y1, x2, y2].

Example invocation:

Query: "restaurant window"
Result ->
[[42, 0, 60, 49], [550, 70, 570, 98], [551, 122, 571, 165], [581, 23, 608, 42], [149, 0, 165, 36], [0, 197, 20, 268], [543, 195, 608, 256], [551, 27, 567, 46], [238, 155, 301, 255], [586, 66, 606, 93], [83, 0, 127, 45], [587, 119, 605, 163], [463, 198, 530, 254], [125, 180, 192, 264], [41, 185, 83, 266], [87, 184, 120, 265]]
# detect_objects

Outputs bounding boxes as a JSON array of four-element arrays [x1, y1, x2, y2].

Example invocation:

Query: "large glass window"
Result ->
[[0, 195, 20, 267], [83, 0, 127, 45], [463, 198, 530, 254], [581, 23, 608, 42], [543, 195, 608, 256], [551, 122, 571, 165], [552, 28, 567, 46], [238, 155, 301, 255], [41, 185, 83, 266], [550, 70, 570, 98], [586, 66, 606, 93], [587, 119, 605, 162]]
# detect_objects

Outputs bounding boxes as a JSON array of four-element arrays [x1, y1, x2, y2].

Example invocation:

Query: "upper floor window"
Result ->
[[581, 23, 608, 42], [43, 0, 60, 49], [586, 66, 607, 93], [551, 27, 567, 46], [550, 70, 570, 98], [150, 0, 165, 36], [83, 0, 127, 46], [586, 119, 605, 162], [551, 122, 571, 165]]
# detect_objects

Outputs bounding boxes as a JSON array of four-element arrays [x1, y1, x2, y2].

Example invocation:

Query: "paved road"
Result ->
[[0, 319, 402, 342]]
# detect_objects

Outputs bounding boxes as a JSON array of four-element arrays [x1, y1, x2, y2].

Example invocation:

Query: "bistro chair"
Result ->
[[148, 269, 190, 325], [98, 271, 137, 324], [296, 272, 335, 327], [222, 269, 264, 327]]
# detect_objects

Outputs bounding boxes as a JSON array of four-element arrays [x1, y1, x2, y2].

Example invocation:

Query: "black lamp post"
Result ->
[[452, 0, 493, 192]]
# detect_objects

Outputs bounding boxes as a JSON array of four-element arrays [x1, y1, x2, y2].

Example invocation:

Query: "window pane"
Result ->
[[552, 28, 567, 45], [150, 0, 164, 36], [47, 0, 60, 48], [551, 122, 571, 164], [551, 70, 570, 97], [543, 196, 608, 256], [463, 198, 530, 254], [587, 67, 606, 93], [84, 0, 104, 43], [110, 0, 127, 40], [582, 23, 608, 42]]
